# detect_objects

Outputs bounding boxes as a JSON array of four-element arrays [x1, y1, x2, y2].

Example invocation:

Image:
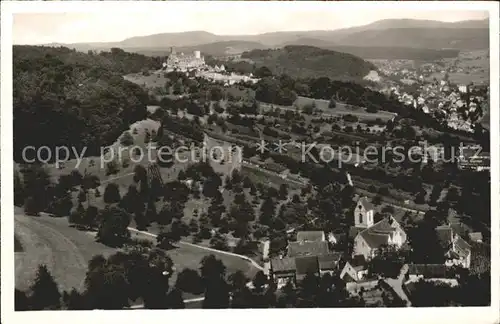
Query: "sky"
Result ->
[[12, 2, 490, 45]]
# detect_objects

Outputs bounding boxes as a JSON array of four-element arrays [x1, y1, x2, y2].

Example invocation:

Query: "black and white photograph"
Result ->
[[1, 1, 499, 323]]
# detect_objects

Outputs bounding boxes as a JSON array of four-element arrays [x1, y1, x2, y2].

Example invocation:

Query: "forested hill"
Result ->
[[13, 46, 158, 161], [241, 45, 377, 81]]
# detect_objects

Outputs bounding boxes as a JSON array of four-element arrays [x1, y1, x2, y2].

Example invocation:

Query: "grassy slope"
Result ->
[[15, 212, 116, 293]]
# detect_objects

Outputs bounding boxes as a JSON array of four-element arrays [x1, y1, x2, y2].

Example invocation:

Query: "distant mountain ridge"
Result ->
[[42, 18, 489, 59]]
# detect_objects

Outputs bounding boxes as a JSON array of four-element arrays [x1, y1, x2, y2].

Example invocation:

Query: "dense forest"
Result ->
[[13, 46, 161, 161], [241, 46, 377, 80]]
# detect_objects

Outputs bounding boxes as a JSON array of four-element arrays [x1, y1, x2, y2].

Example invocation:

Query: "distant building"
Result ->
[[458, 84, 468, 93], [165, 47, 205, 71], [457, 146, 490, 172]]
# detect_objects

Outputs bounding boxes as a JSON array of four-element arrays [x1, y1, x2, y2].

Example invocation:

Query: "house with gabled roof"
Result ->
[[287, 241, 330, 257], [469, 232, 483, 243], [270, 231, 342, 288], [270, 253, 343, 288], [353, 215, 407, 261], [436, 224, 472, 269], [340, 255, 368, 282]]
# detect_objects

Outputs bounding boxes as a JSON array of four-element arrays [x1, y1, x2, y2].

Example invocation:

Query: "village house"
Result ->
[[436, 224, 472, 269], [406, 264, 449, 281], [296, 231, 325, 243], [270, 254, 342, 288], [339, 256, 368, 282], [469, 232, 483, 243], [269, 230, 342, 288], [457, 146, 490, 171]]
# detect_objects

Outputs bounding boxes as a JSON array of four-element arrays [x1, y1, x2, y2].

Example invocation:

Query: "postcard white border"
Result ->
[[2, 1, 499, 324]]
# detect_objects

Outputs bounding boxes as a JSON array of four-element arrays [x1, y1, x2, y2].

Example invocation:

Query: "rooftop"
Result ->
[[408, 264, 448, 278], [296, 231, 325, 243], [359, 216, 400, 249], [287, 241, 330, 257], [358, 196, 374, 211], [295, 256, 320, 276]]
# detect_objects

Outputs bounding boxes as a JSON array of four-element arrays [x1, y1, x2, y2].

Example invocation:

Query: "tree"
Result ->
[[210, 231, 229, 251], [51, 191, 73, 217], [229, 271, 253, 308], [188, 218, 199, 234], [105, 160, 119, 176], [96, 206, 131, 247], [134, 208, 148, 231], [367, 245, 406, 278], [84, 256, 131, 309], [415, 188, 426, 204], [121, 184, 142, 213], [329, 97, 337, 108], [15, 289, 30, 311], [20, 164, 52, 214], [445, 186, 460, 205], [78, 189, 87, 203], [201, 255, 230, 309], [158, 200, 184, 225], [166, 288, 185, 309], [63, 288, 87, 310], [157, 226, 182, 249], [30, 265, 61, 310], [279, 183, 289, 200], [14, 170, 25, 207], [84, 205, 99, 229], [120, 131, 134, 146], [407, 219, 446, 264], [259, 196, 276, 226], [145, 200, 157, 225], [175, 268, 204, 295], [429, 184, 443, 206], [69, 203, 85, 227], [103, 183, 121, 204], [252, 271, 268, 292]]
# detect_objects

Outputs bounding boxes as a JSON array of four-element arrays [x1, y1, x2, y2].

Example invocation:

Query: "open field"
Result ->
[[15, 209, 260, 296], [425, 50, 489, 85], [128, 229, 260, 284], [260, 97, 396, 122], [15, 212, 116, 293], [242, 164, 305, 190], [15, 235, 24, 252], [124, 71, 168, 89]]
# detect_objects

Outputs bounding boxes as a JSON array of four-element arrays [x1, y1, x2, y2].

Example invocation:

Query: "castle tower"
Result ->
[[194, 50, 201, 59], [170, 47, 176, 55]]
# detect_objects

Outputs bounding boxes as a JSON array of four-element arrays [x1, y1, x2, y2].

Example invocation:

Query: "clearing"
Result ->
[[15, 211, 116, 293]]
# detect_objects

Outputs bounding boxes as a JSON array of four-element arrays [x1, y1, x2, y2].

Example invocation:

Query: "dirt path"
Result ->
[[15, 214, 115, 293], [128, 227, 264, 272]]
